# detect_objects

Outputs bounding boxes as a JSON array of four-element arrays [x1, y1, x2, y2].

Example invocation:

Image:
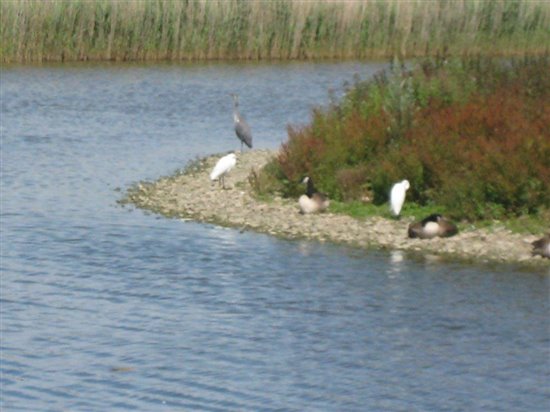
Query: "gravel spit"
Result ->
[[120, 150, 549, 270]]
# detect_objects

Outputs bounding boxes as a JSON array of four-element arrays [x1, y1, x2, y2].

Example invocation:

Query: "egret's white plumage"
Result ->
[[390, 179, 410, 217], [210, 153, 236, 188]]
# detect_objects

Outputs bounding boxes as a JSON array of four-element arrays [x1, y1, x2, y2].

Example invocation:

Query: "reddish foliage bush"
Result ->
[[270, 57, 550, 220], [336, 165, 370, 201], [405, 85, 550, 218]]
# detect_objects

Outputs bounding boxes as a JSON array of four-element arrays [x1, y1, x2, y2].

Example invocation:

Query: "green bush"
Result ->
[[263, 56, 550, 221]]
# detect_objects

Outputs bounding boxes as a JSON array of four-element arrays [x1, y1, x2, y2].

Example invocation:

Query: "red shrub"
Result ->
[[406, 84, 550, 218], [271, 57, 550, 220]]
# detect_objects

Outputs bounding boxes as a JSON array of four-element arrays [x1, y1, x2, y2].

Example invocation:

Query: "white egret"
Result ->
[[390, 179, 410, 217], [210, 153, 237, 189], [408, 214, 458, 239], [298, 176, 330, 214]]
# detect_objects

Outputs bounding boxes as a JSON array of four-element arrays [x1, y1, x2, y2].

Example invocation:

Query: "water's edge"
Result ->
[[120, 149, 549, 271], [5, 62, 548, 412]]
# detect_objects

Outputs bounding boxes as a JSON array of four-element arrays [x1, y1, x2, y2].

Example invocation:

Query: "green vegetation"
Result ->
[[2, 0, 549, 63], [256, 56, 550, 228], [329, 200, 550, 234], [329, 200, 445, 221]]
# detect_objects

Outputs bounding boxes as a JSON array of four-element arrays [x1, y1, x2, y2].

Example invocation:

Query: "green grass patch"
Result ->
[[329, 200, 445, 221], [328, 199, 548, 235], [468, 210, 550, 235], [329, 200, 388, 219]]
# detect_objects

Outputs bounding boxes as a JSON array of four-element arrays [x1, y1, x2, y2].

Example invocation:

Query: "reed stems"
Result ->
[[2, 0, 549, 63]]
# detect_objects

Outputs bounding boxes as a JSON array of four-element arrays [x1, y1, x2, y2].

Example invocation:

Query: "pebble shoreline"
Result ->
[[120, 149, 549, 270]]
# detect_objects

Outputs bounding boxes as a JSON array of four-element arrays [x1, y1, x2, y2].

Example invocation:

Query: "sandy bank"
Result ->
[[120, 150, 549, 270]]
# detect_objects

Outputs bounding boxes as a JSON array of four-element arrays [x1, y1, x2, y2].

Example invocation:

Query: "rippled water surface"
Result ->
[[2, 62, 549, 411]]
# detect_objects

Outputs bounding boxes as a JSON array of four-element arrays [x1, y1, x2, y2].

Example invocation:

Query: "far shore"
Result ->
[[120, 150, 549, 270]]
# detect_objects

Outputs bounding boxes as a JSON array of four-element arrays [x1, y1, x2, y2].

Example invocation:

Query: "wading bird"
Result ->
[[531, 233, 550, 258], [230, 93, 253, 151], [390, 179, 410, 218], [299, 176, 330, 214], [210, 153, 237, 189], [408, 214, 458, 239]]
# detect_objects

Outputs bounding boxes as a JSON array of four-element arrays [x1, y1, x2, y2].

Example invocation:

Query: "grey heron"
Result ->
[[230, 93, 253, 151]]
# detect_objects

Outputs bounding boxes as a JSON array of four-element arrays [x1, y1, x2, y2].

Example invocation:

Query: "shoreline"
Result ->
[[120, 150, 549, 270]]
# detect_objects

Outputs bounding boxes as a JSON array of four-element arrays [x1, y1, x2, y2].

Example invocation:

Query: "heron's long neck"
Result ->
[[233, 103, 240, 123]]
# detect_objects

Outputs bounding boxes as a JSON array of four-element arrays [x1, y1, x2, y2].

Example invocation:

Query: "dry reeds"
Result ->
[[2, 0, 549, 63]]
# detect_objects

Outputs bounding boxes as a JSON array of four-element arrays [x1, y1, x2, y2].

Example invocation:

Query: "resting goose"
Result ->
[[531, 234, 550, 258], [298, 176, 330, 214], [408, 214, 458, 239]]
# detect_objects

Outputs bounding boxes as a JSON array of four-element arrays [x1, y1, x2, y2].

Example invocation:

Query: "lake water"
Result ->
[[1, 61, 549, 411]]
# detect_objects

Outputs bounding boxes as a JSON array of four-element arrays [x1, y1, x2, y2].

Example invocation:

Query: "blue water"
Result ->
[[1, 61, 549, 411]]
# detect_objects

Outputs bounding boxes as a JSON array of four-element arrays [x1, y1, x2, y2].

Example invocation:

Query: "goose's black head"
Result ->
[[301, 176, 317, 197], [421, 214, 442, 225]]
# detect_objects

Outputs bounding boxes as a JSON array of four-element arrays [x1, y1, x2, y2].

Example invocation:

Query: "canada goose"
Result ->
[[531, 234, 550, 258], [298, 176, 330, 214], [390, 179, 410, 217], [408, 214, 458, 239], [210, 153, 237, 189]]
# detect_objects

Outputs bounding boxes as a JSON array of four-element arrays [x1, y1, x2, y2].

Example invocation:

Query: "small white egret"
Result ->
[[210, 153, 237, 189], [298, 176, 330, 214], [390, 179, 410, 217], [408, 214, 458, 239]]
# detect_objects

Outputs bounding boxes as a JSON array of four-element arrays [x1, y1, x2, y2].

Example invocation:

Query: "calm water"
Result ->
[[1, 61, 549, 411]]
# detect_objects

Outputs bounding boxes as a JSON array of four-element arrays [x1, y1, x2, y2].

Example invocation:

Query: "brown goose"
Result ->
[[408, 214, 458, 239], [298, 176, 330, 214], [531, 234, 550, 258]]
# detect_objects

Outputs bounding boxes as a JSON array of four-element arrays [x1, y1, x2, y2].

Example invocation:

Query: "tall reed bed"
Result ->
[[2, 0, 549, 63]]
